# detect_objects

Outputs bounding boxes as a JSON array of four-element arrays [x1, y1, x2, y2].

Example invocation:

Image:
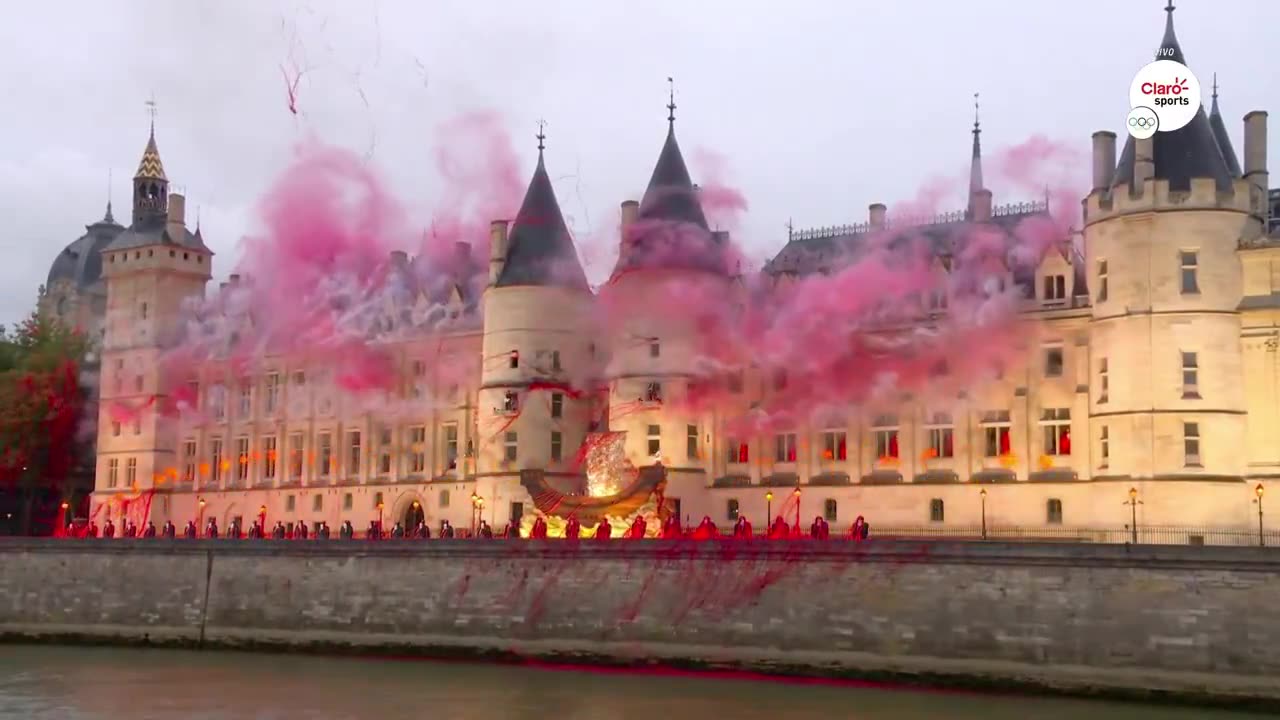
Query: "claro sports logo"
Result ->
[[1140, 77, 1191, 107], [1128, 59, 1200, 136]]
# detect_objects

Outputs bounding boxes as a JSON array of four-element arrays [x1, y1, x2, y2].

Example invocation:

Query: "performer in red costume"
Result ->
[[627, 515, 647, 539], [564, 514, 581, 540], [768, 516, 789, 539], [594, 518, 611, 540]]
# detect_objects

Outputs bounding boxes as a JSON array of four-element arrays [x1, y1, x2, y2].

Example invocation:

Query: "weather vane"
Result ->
[[146, 94, 158, 133], [667, 76, 676, 123], [536, 118, 546, 152]]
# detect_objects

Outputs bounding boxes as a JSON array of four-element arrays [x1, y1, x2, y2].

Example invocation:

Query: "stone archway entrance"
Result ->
[[392, 492, 426, 531], [404, 500, 425, 529]]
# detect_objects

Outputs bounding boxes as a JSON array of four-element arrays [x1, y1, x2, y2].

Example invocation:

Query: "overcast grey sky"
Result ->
[[2, 0, 1277, 327]]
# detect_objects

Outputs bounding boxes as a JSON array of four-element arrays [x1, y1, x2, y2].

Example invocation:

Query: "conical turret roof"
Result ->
[[494, 149, 589, 291]]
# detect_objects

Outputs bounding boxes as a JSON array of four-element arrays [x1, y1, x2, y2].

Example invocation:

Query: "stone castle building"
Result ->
[[64, 6, 1280, 537]]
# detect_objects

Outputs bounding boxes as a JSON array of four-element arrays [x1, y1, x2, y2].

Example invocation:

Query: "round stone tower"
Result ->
[[1082, 5, 1267, 525], [475, 137, 594, 522]]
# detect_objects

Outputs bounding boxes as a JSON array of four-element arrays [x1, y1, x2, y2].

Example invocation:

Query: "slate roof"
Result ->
[[1110, 6, 1235, 192], [47, 204, 124, 290], [638, 123, 709, 230], [494, 150, 589, 291], [106, 216, 211, 253], [1209, 83, 1243, 178]]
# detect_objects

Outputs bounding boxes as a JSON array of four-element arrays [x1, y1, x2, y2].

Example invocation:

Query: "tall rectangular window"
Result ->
[[551, 350, 561, 371], [1098, 357, 1109, 403], [1096, 260, 1108, 302], [125, 458, 137, 486], [982, 411, 1012, 457], [1184, 422, 1201, 466], [263, 436, 278, 480], [1043, 274, 1066, 302], [211, 439, 223, 483], [347, 430, 362, 477], [1045, 346, 1064, 377], [378, 425, 392, 475], [550, 431, 563, 462], [727, 498, 740, 521], [1180, 251, 1199, 294], [211, 384, 226, 421], [929, 498, 944, 523], [774, 433, 797, 462], [649, 340, 660, 358], [687, 425, 699, 460], [265, 372, 280, 414], [924, 412, 954, 458], [410, 360, 425, 399], [111, 421, 121, 437], [1181, 351, 1199, 398], [408, 426, 426, 474], [647, 424, 661, 456], [107, 458, 119, 488], [504, 431, 518, 462], [236, 436, 250, 481], [238, 381, 252, 419], [318, 432, 332, 477], [289, 432, 304, 479], [508, 351, 519, 369], [551, 392, 564, 419], [822, 430, 847, 461], [1100, 426, 1109, 468], [644, 382, 663, 402], [183, 439, 197, 483], [873, 415, 899, 460], [443, 424, 458, 470], [503, 391, 519, 413], [726, 437, 748, 464], [1041, 408, 1071, 456]]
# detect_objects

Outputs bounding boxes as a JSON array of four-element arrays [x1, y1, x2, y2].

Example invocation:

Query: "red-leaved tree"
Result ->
[[0, 312, 89, 534]]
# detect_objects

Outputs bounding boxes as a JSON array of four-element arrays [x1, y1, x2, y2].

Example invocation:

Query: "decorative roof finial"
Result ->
[[1212, 72, 1219, 101], [667, 76, 676, 126], [973, 92, 981, 133], [536, 118, 546, 154], [104, 169, 114, 223], [146, 94, 158, 137], [1165, 0, 1175, 16]]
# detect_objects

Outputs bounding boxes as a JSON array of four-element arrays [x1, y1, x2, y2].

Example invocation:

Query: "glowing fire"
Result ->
[[583, 431, 635, 497]]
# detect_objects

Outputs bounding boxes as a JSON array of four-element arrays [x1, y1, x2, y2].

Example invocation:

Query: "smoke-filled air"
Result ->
[[107, 107, 1085, 468]]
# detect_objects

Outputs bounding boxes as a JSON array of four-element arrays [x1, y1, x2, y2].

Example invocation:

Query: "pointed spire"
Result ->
[[667, 76, 676, 128], [1158, 0, 1186, 63], [1207, 73, 1244, 178], [103, 169, 115, 224], [970, 92, 984, 195], [493, 144, 589, 291], [536, 118, 546, 156]]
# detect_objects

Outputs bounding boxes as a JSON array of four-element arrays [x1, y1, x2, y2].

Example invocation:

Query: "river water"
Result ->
[[0, 646, 1268, 720]]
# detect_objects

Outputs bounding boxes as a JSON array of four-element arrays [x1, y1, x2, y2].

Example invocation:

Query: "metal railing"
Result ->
[[873, 524, 1280, 547]]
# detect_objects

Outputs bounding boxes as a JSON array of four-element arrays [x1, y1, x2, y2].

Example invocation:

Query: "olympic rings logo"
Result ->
[[1129, 116, 1156, 129]]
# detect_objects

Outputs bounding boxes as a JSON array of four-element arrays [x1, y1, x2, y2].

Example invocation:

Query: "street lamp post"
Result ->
[[979, 488, 987, 540], [376, 502, 385, 538], [198, 498, 206, 537], [793, 487, 802, 535], [1124, 487, 1144, 544], [259, 504, 267, 537], [765, 491, 773, 528], [470, 492, 479, 535], [476, 497, 485, 535], [1254, 484, 1265, 547]]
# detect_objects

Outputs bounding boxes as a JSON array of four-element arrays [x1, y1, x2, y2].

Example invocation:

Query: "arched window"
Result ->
[[1046, 498, 1063, 525], [726, 498, 740, 521], [929, 498, 945, 523], [823, 499, 838, 523]]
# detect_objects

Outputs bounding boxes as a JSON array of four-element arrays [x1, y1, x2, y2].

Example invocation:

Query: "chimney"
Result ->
[[1244, 111, 1269, 215], [1133, 136, 1155, 188], [488, 220, 509, 286], [167, 192, 186, 240], [1091, 131, 1117, 191], [868, 203, 887, 228], [229, 273, 241, 285], [389, 250, 408, 268], [971, 190, 993, 222], [621, 200, 639, 233]]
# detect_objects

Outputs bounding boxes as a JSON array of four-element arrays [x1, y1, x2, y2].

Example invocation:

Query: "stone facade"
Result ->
[[82, 7, 1280, 539], [1, 540, 1278, 707]]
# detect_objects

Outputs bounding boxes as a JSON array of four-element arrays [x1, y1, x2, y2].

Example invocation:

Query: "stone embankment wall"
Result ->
[[0, 539, 1277, 709]]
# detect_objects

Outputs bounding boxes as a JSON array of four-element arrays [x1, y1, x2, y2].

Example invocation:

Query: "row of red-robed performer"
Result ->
[[65, 514, 871, 541]]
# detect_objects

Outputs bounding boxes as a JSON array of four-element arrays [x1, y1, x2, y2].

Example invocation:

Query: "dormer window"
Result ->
[[1043, 274, 1066, 303]]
